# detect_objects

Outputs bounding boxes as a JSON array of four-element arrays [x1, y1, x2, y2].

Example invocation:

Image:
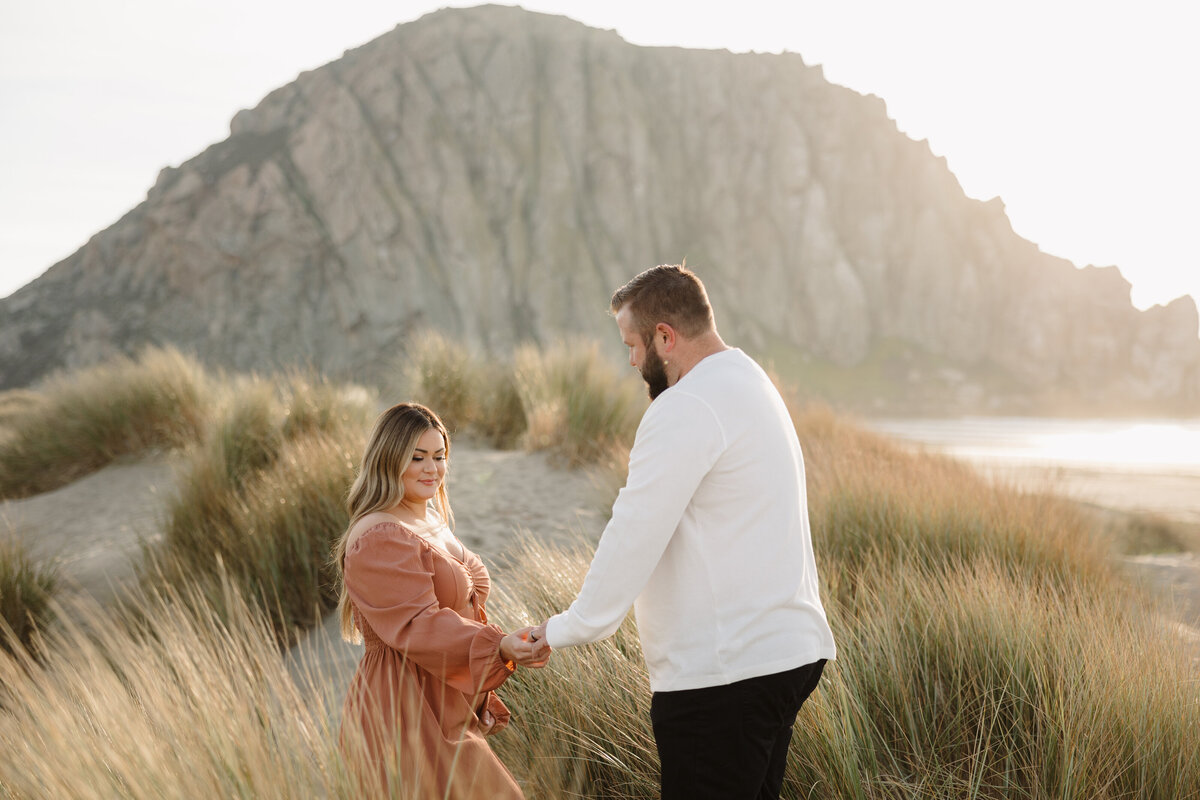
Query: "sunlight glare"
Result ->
[[870, 418, 1200, 475]]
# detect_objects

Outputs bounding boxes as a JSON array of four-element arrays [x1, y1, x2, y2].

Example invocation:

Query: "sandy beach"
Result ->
[[963, 460, 1200, 526]]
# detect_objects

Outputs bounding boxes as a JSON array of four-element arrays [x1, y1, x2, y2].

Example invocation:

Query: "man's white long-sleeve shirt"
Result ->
[[544, 348, 837, 692]]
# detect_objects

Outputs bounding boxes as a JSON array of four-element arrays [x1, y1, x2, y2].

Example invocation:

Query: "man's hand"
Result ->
[[527, 623, 548, 645], [500, 626, 552, 668]]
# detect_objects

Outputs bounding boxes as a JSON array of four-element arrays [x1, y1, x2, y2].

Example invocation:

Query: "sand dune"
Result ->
[[0, 453, 179, 607], [0, 445, 606, 606], [4, 442, 1197, 690]]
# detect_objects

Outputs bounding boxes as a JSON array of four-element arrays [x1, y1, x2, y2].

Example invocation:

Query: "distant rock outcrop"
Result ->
[[2, 5, 1197, 412]]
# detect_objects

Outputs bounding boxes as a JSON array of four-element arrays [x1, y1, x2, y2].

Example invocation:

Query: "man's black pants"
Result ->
[[650, 659, 826, 800]]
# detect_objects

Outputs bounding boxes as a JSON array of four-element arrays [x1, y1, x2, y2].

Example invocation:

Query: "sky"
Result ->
[[2, 1, 1197, 324]]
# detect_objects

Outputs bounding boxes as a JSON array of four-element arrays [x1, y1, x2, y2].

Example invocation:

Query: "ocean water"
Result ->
[[861, 417, 1200, 477]]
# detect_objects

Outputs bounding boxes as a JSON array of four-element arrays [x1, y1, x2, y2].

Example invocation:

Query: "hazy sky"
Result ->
[[2, 1, 1196, 321]]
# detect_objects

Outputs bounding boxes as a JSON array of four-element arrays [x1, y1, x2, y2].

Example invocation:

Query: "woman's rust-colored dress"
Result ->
[[339, 519, 524, 798]]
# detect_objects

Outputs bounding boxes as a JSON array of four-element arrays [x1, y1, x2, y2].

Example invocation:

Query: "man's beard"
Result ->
[[641, 346, 669, 400]]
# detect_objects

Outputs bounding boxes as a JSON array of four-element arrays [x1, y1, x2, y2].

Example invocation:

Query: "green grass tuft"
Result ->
[[513, 340, 644, 466], [0, 533, 57, 658], [786, 557, 1199, 798], [398, 330, 640, 464], [141, 372, 373, 645], [0, 347, 209, 499], [397, 329, 480, 437]]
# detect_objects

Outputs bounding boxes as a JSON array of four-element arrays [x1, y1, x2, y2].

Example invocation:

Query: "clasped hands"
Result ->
[[500, 623, 551, 668]]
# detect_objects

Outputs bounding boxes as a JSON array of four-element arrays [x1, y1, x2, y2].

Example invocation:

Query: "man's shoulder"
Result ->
[[675, 349, 767, 398], [637, 383, 723, 443], [690, 347, 761, 381], [644, 385, 708, 423]]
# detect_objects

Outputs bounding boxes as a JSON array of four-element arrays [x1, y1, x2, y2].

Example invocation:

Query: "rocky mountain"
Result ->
[[2, 4, 1197, 413]]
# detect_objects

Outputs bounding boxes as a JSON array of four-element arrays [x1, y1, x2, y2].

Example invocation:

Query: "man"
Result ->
[[531, 264, 837, 800]]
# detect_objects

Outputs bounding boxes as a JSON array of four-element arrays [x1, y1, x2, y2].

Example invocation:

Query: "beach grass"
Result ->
[[399, 329, 530, 449], [0, 582, 352, 799], [512, 339, 645, 466], [3, 528, 1191, 799], [793, 404, 1119, 591], [397, 328, 482, 438], [1106, 510, 1200, 555], [0, 388, 42, 435], [0, 532, 57, 658], [788, 557, 1198, 798], [487, 534, 660, 798], [0, 347, 209, 499], [0, 343, 1197, 798], [141, 371, 373, 645], [400, 329, 643, 464]]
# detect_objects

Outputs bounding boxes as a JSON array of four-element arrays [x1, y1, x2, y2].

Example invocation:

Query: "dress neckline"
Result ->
[[361, 517, 469, 568]]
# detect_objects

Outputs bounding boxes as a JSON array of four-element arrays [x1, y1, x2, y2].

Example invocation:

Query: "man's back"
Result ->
[[629, 348, 836, 690]]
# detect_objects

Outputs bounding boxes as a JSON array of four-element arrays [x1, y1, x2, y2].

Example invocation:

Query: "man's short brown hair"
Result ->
[[610, 264, 715, 342]]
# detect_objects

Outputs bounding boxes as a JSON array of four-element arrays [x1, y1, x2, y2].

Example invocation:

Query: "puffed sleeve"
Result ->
[[345, 524, 514, 695]]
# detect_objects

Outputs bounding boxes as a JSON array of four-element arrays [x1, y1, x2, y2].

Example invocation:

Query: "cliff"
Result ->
[[2, 5, 1197, 413]]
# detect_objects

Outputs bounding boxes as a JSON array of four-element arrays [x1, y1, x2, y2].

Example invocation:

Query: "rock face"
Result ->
[[2, 5, 1198, 412]]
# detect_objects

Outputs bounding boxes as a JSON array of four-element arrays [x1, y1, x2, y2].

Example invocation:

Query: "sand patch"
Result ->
[[0, 453, 178, 606], [969, 461, 1200, 526], [0, 445, 608, 602], [442, 446, 611, 554]]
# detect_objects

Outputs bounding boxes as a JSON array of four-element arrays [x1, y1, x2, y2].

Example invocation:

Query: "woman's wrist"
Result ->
[[498, 632, 518, 671]]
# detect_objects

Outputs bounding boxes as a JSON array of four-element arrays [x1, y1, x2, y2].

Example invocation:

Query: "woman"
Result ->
[[333, 402, 548, 798]]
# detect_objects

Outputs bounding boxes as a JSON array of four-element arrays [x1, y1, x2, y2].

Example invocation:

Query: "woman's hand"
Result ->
[[500, 627, 552, 668]]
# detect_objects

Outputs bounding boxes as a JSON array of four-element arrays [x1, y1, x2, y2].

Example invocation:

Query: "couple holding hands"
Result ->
[[333, 265, 837, 799]]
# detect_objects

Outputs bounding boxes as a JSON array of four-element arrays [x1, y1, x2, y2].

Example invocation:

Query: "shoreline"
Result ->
[[961, 458, 1200, 526]]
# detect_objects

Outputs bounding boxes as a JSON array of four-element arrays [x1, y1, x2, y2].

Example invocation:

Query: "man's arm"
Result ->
[[539, 391, 723, 648]]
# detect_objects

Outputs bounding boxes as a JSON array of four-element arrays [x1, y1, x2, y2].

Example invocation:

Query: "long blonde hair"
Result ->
[[332, 402, 454, 642]]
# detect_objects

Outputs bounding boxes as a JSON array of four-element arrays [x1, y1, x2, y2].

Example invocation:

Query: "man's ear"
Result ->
[[655, 323, 677, 353]]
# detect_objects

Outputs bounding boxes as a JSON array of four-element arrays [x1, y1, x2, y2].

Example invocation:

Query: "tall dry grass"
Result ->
[[398, 329, 529, 448], [142, 372, 374, 645], [0, 348, 207, 655], [0, 582, 352, 799], [793, 404, 1118, 599], [2, 527, 1194, 800], [512, 340, 644, 466], [0, 535, 658, 800], [399, 330, 643, 464], [0, 532, 57, 658], [1106, 510, 1200, 556], [488, 535, 660, 798], [785, 557, 1199, 798], [0, 388, 41, 434], [0, 352, 379, 654], [0, 347, 209, 499], [397, 329, 483, 437]]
